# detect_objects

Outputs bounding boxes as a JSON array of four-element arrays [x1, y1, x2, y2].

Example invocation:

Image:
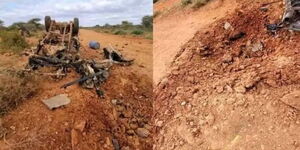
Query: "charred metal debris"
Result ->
[[266, 0, 300, 32], [25, 16, 134, 98]]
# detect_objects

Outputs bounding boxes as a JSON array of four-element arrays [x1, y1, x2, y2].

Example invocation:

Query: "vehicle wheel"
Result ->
[[45, 16, 51, 32], [72, 18, 79, 36]]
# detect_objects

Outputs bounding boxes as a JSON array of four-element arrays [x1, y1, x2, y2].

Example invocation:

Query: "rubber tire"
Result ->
[[45, 16, 51, 32], [72, 18, 79, 36]]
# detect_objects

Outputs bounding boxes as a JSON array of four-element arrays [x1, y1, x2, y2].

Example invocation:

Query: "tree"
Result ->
[[142, 15, 153, 29], [27, 18, 41, 25], [0, 20, 4, 27], [121, 21, 133, 29]]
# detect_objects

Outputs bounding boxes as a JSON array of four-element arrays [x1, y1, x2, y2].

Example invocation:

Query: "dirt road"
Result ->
[[154, 0, 300, 149], [0, 29, 153, 150], [153, 0, 237, 84]]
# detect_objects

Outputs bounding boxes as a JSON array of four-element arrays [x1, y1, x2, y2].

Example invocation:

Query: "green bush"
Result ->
[[131, 30, 144, 35], [0, 30, 28, 53], [113, 30, 127, 35]]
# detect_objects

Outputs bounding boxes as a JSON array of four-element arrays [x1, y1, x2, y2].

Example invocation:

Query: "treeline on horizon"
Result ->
[[87, 15, 153, 39]]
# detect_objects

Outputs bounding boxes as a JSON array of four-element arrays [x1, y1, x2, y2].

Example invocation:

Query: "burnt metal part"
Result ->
[[267, 0, 300, 32]]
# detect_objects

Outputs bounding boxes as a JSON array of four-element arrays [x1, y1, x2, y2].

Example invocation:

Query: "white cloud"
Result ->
[[0, 0, 153, 26]]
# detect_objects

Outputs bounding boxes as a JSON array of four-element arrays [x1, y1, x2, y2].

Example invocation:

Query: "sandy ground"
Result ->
[[153, 0, 237, 84], [154, 0, 300, 149], [0, 29, 153, 150]]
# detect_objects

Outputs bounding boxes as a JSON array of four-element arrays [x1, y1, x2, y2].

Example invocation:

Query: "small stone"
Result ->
[[224, 22, 233, 30], [111, 99, 118, 105], [235, 86, 247, 94], [156, 121, 164, 127], [222, 54, 233, 64], [181, 101, 187, 106], [10, 126, 16, 131], [227, 98, 236, 104], [74, 120, 86, 132], [126, 129, 135, 136], [135, 128, 150, 138]]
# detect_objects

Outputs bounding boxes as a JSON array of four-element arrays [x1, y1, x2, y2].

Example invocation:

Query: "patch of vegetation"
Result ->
[[114, 30, 127, 35], [131, 30, 144, 35], [192, 0, 210, 8], [181, 0, 192, 6], [85, 15, 153, 39], [0, 71, 41, 116], [0, 30, 29, 53], [181, 0, 210, 8]]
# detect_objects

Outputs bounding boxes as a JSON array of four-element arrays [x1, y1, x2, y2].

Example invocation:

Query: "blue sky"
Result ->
[[0, 0, 153, 26]]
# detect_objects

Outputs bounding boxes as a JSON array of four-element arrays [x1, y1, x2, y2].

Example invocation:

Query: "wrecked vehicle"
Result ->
[[26, 16, 134, 97], [268, 0, 300, 31]]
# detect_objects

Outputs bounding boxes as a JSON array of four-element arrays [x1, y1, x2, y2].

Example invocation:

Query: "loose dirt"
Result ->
[[154, 0, 237, 84], [0, 29, 153, 150], [154, 0, 300, 149]]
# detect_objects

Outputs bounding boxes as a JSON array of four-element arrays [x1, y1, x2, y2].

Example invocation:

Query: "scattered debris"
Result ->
[[89, 41, 100, 50], [112, 138, 120, 150], [229, 32, 246, 41], [74, 120, 86, 132], [42, 94, 71, 110], [280, 90, 300, 110], [135, 128, 150, 138]]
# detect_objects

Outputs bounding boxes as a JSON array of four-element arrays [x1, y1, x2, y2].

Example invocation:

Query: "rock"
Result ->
[[248, 41, 264, 52], [129, 123, 139, 130], [156, 121, 164, 127], [71, 129, 79, 149], [42, 94, 71, 110], [181, 101, 187, 106], [280, 90, 300, 110], [235, 86, 247, 94], [206, 114, 215, 125], [135, 128, 150, 138], [224, 22, 233, 30], [111, 99, 118, 105], [112, 138, 120, 150], [74, 120, 86, 132], [222, 54, 233, 63]]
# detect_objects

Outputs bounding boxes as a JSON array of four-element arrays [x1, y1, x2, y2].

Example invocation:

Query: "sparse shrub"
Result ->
[[131, 30, 144, 35], [0, 71, 41, 116], [192, 0, 209, 8], [0, 30, 29, 53], [154, 11, 161, 18], [181, 0, 192, 6], [113, 30, 127, 35], [142, 16, 153, 29]]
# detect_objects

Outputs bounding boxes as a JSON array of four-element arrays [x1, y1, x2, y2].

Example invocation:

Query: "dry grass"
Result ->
[[0, 70, 41, 116], [181, 0, 210, 8]]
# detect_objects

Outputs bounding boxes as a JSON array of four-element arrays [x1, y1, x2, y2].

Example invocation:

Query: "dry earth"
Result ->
[[0, 29, 153, 150], [154, 0, 300, 149]]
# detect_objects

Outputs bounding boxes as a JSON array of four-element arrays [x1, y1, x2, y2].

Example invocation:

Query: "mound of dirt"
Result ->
[[154, 0, 300, 149]]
